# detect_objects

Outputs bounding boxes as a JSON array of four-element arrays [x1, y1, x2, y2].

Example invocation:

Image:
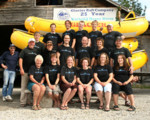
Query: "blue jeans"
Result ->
[[2, 69, 16, 97]]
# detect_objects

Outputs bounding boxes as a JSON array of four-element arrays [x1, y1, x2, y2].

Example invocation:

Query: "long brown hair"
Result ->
[[80, 57, 90, 66], [115, 54, 129, 71], [97, 53, 109, 65]]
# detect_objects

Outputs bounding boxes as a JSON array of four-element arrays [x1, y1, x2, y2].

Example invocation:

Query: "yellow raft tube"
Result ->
[[10, 29, 138, 52], [24, 11, 149, 38]]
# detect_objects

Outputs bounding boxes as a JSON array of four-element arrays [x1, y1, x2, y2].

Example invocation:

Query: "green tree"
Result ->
[[116, 0, 146, 16]]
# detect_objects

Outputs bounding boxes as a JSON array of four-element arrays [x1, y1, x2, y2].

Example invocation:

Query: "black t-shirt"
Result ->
[[89, 31, 102, 50], [110, 47, 132, 65], [77, 68, 93, 84], [19, 47, 38, 73], [95, 47, 109, 60], [57, 45, 75, 66], [75, 30, 89, 50], [62, 29, 76, 47], [34, 42, 45, 54], [76, 46, 95, 67], [103, 31, 122, 51], [44, 65, 61, 85], [61, 66, 76, 83], [43, 33, 62, 50], [114, 66, 132, 83], [42, 48, 56, 66], [94, 65, 113, 82], [28, 65, 44, 83]]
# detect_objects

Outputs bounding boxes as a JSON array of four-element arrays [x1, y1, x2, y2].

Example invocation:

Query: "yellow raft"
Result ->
[[24, 11, 149, 38], [10, 29, 138, 51]]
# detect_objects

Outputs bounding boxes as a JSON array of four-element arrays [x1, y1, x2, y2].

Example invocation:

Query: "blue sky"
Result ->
[[138, 0, 150, 21]]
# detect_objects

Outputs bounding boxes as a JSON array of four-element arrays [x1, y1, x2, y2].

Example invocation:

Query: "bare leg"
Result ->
[[85, 86, 92, 104], [37, 85, 46, 105], [128, 94, 135, 106], [61, 88, 71, 106], [32, 84, 40, 106], [113, 94, 119, 106], [78, 85, 84, 103], [54, 94, 60, 107], [96, 91, 103, 107], [65, 88, 77, 106], [105, 91, 111, 110]]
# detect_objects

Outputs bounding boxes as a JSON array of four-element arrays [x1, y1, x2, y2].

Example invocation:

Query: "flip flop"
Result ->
[[127, 106, 136, 111]]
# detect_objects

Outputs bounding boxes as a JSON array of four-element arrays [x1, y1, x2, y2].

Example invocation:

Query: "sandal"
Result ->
[[99, 105, 103, 110], [60, 106, 66, 110], [37, 105, 41, 110], [85, 104, 89, 109], [127, 106, 136, 111], [64, 105, 69, 110], [81, 103, 85, 109], [104, 107, 110, 112], [125, 101, 130, 107], [32, 105, 38, 110], [113, 105, 120, 111]]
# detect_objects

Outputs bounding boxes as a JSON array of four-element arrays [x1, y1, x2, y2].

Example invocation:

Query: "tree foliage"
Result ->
[[116, 0, 146, 16]]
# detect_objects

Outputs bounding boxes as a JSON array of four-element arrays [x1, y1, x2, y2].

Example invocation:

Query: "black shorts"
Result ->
[[112, 83, 133, 95]]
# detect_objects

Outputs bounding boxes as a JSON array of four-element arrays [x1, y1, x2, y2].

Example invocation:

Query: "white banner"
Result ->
[[53, 8, 117, 21]]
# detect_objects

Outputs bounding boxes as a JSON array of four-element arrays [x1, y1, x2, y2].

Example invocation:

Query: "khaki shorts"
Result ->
[[46, 85, 62, 95]]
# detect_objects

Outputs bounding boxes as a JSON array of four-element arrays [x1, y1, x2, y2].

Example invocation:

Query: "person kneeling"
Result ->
[[77, 57, 94, 109], [112, 54, 136, 111], [27, 55, 46, 110]]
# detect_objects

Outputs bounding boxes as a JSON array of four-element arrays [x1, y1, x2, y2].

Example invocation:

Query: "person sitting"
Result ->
[[60, 56, 77, 110], [45, 53, 61, 108], [112, 54, 136, 111], [77, 57, 94, 109], [94, 53, 113, 111], [27, 55, 46, 110]]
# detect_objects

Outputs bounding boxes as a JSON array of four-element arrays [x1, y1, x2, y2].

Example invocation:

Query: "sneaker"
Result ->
[[2, 96, 6, 102], [6, 95, 13, 102]]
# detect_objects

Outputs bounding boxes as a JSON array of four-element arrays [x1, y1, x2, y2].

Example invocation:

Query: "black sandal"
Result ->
[[104, 107, 110, 112], [113, 105, 120, 111], [81, 103, 85, 109], [85, 104, 89, 109], [127, 106, 136, 111]]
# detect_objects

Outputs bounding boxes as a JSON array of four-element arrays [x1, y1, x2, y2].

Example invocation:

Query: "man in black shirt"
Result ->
[[76, 36, 95, 68], [43, 23, 62, 51], [103, 24, 125, 53], [57, 35, 75, 66], [19, 38, 38, 107], [110, 36, 133, 73], [75, 21, 89, 51], [34, 32, 45, 54], [62, 20, 76, 48], [89, 20, 102, 51]]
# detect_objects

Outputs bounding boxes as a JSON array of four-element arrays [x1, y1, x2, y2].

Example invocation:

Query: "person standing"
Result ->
[[103, 24, 125, 54], [19, 38, 38, 107], [62, 20, 76, 48], [34, 32, 45, 54], [0, 44, 19, 102], [89, 20, 103, 51], [43, 23, 62, 51]]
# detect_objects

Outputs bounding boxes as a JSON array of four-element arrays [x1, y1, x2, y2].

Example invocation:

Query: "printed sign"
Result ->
[[53, 8, 117, 21]]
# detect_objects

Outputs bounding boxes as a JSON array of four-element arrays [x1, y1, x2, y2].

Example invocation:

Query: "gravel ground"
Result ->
[[0, 88, 150, 120]]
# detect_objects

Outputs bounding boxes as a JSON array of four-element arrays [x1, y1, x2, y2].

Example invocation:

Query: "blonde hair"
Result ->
[[97, 53, 109, 65], [35, 55, 44, 63], [79, 21, 85, 24], [91, 20, 98, 25]]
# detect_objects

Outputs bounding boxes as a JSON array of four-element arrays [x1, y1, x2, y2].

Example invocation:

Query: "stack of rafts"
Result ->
[[10, 11, 149, 71]]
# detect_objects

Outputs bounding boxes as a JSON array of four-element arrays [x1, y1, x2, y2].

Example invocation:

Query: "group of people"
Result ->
[[0, 20, 138, 111]]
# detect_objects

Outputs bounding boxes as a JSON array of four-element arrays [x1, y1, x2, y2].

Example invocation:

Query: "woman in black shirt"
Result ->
[[77, 57, 94, 109], [94, 53, 113, 111], [112, 54, 136, 111], [27, 55, 45, 110], [60, 56, 77, 110], [45, 53, 61, 108]]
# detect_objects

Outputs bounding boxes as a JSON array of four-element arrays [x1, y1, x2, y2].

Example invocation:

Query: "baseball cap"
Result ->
[[28, 38, 35, 43], [107, 24, 113, 27], [9, 44, 15, 48]]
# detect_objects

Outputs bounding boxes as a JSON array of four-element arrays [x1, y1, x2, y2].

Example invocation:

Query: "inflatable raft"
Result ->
[[24, 11, 149, 38], [10, 29, 138, 51]]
